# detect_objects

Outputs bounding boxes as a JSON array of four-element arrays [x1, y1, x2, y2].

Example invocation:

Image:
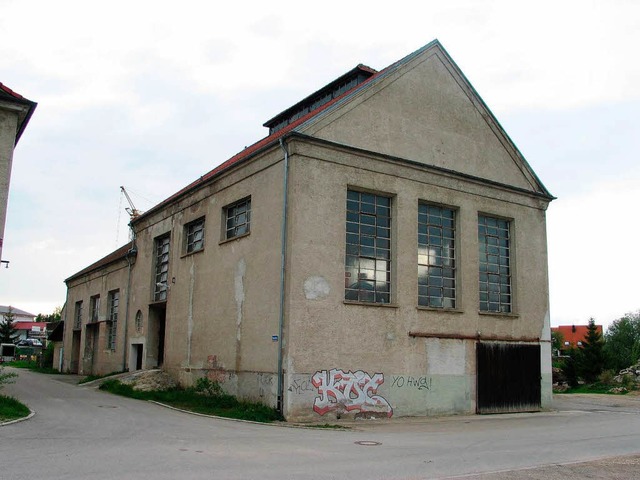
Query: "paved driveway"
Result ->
[[2, 369, 640, 480]]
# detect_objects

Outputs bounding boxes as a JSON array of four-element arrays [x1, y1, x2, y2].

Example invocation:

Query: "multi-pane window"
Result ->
[[106, 290, 119, 350], [73, 301, 83, 329], [418, 204, 456, 308], [478, 215, 512, 313], [90, 295, 100, 323], [225, 197, 251, 239], [154, 235, 170, 302], [185, 218, 205, 253], [345, 190, 391, 303]]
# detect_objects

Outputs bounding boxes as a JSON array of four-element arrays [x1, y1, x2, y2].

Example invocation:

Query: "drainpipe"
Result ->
[[276, 137, 290, 414], [122, 234, 137, 372]]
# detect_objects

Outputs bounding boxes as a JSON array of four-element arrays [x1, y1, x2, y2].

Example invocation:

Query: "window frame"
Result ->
[[223, 196, 251, 241], [153, 234, 170, 302], [89, 295, 100, 323], [344, 188, 393, 305], [106, 289, 119, 351], [478, 214, 513, 314], [417, 202, 457, 309], [184, 217, 205, 254], [73, 301, 83, 330]]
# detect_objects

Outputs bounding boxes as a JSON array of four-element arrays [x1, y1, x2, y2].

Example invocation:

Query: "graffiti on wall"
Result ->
[[288, 378, 315, 395], [312, 368, 393, 417], [391, 375, 432, 391]]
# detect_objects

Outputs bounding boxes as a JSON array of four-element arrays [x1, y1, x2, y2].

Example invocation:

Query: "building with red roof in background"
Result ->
[[552, 324, 603, 353]]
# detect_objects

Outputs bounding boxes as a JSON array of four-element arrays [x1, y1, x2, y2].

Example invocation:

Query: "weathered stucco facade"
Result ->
[[63, 41, 553, 421]]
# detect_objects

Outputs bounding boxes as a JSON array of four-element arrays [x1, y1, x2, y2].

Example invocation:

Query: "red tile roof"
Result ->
[[0, 82, 37, 144], [131, 52, 413, 224], [13, 322, 47, 331], [0, 82, 26, 100], [552, 325, 603, 347]]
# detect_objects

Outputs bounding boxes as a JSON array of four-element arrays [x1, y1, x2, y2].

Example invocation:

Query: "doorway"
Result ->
[[148, 304, 166, 368], [71, 330, 81, 373], [476, 342, 541, 414], [131, 344, 144, 370]]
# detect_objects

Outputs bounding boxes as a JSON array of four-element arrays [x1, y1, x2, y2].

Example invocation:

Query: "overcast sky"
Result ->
[[0, 0, 638, 329]]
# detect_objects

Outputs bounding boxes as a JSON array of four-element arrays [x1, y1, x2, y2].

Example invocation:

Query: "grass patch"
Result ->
[[0, 394, 30, 422], [78, 371, 124, 384], [99, 379, 283, 423], [6, 360, 60, 375]]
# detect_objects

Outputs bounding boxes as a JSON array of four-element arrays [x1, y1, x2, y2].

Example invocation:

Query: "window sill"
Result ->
[[343, 300, 398, 308], [219, 231, 251, 245], [416, 306, 464, 314], [478, 310, 520, 319], [180, 248, 205, 259]]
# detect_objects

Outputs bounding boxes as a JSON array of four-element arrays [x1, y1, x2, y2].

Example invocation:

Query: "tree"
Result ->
[[551, 330, 564, 356], [35, 306, 62, 323], [578, 317, 605, 383], [0, 307, 19, 344], [604, 311, 640, 372], [561, 347, 580, 388]]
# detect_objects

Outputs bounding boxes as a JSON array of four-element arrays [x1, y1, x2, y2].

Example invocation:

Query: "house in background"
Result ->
[[1, 305, 43, 343], [552, 324, 603, 354], [1, 305, 36, 323], [0, 83, 36, 265], [13, 321, 47, 343], [62, 40, 554, 421]]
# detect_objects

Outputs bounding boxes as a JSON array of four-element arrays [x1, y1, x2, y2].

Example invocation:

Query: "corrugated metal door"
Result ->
[[477, 342, 541, 414]]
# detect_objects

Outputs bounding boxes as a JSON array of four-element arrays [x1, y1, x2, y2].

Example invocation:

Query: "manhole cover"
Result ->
[[97, 405, 118, 408], [354, 441, 382, 446]]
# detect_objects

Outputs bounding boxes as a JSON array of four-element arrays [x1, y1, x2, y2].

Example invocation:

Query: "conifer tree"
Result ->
[[0, 307, 19, 344], [578, 317, 605, 383]]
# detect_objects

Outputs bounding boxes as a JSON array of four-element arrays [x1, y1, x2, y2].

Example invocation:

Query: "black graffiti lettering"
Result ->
[[391, 376, 404, 388], [288, 378, 315, 394], [391, 375, 431, 391]]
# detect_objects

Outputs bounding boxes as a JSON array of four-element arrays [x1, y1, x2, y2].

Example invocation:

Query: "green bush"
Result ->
[[598, 369, 616, 385], [41, 343, 54, 369], [194, 377, 223, 396]]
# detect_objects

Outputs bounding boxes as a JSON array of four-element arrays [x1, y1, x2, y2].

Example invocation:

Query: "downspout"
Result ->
[[122, 232, 137, 372], [276, 137, 290, 414]]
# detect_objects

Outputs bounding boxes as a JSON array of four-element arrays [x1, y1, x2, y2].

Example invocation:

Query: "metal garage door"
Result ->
[[477, 342, 541, 414]]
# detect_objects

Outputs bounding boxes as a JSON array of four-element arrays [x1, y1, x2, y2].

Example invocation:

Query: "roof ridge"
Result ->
[[65, 243, 134, 282], [135, 64, 386, 222]]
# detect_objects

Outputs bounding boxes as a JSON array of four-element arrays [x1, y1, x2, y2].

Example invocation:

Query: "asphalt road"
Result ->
[[2, 369, 640, 480]]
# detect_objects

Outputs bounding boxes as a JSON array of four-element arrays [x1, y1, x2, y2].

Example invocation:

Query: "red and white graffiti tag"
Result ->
[[311, 368, 393, 417]]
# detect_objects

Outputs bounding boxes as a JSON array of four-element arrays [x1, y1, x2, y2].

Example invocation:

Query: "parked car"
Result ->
[[16, 338, 43, 347]]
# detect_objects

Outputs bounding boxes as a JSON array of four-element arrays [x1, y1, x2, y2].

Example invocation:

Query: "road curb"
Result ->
[[0, 409, 35, 427], [147, 401, 352, 430]]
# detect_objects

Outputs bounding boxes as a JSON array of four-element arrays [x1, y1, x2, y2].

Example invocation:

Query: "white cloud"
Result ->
[[548, 175, 640, 329]]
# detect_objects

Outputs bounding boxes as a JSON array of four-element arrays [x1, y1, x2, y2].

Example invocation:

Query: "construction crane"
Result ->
[[120, 186, 143, 220]]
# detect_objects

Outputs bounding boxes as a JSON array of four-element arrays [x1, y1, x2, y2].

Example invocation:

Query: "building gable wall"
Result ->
[[282, 138, 551, 419], [301, 47, 544, 195]]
